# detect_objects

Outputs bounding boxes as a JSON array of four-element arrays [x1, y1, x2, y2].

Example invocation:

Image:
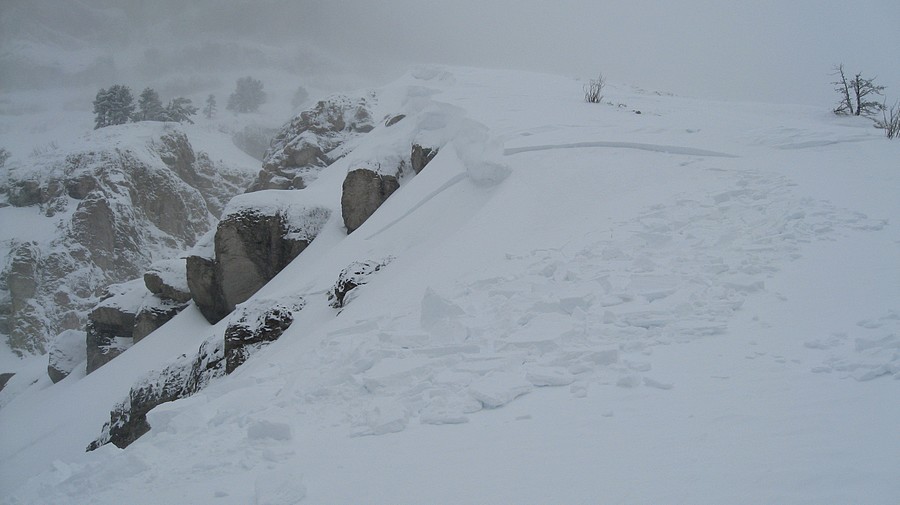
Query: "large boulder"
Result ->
[[0, 124, 256, 355], [47, 329, 87, 383], [249, 94, 375, 192], [133, 298, 185, 343], [341, 168, 400, 233], [187, 193, 330, 324]]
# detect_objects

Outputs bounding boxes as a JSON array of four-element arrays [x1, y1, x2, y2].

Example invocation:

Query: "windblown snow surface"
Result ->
[[2, 67, 899, 504]]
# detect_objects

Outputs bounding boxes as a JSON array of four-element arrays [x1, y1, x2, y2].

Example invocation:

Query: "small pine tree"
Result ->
[[93, 85, 135, 129], [203, 94, 217, 119], [227, 76, 266, 113], [135, 87, 165, 121], [165, 97, 198, 124]]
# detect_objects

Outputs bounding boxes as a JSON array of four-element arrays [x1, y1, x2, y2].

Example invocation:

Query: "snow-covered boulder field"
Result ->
[[1, 66, 898, 504], [0, 125, 257, 355]]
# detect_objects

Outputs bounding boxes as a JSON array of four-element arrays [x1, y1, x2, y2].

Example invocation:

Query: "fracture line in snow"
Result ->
[[365, 173, 468, 240], [503, 141, 739, 158]]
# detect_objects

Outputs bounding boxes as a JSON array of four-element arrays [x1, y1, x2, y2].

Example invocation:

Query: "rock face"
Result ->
[[83, 276, 191, 373], [0, 373, 15, 392], [224, 298, 304, 373], [89, 296, 304, 450], [249, 94, 374, 192], [85, 282, 143, 374], [187, 194, 330, 324], [341, 169, 400, 233], [411, 144, 439, 174], [47, 329, 87, 383], [327, 258, 393, 308], [87, 337, 226, 451], [143, 259, 192, 304], [0, 124, 256, 355]]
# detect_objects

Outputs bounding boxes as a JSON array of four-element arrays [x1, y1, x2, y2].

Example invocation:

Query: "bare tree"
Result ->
[[832, 64, 885, 117], [584, 74, 605, 104], [876, 100, 900, 139]]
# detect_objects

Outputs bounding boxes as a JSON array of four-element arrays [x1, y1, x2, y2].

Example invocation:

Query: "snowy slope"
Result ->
[[1, 67, 899, 504]]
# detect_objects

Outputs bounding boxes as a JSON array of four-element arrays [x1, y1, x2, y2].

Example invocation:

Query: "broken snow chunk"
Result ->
[[525, 367, 575, 387], [247, 419, 293, 441], [468, 372, 533, 408]]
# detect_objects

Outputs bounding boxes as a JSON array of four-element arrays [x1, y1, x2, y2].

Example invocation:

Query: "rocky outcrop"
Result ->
[[224, 298, 304, 373], [89, 296, 304, 450], [47, 329, 87, 383], [0, 373, 15, 392], [187, 193, 330, 324], [411, 144, 439, 174], [143, 259, 191, 304], [0, 124, 256, 355], [133, 299, 185, 343], [87, 337, 225, 450], [85, 283, 142, 374], [341, 169, 400, 233], [327, 258, 393, 309], [249, 95, 375, 192]]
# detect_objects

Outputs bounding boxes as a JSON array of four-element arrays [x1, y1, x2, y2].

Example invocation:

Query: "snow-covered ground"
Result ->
[[1, 67, 899, 504]]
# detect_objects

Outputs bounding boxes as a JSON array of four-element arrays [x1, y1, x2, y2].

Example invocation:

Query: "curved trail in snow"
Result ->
[[503, 141, 739, 158]]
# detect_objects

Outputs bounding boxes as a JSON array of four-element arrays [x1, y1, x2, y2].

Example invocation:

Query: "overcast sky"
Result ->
[[5, 0, 899, 106], [289, 0, 900, 105]]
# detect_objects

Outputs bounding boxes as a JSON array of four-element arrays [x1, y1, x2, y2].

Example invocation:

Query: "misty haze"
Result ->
[[1, 1, 899, 503]]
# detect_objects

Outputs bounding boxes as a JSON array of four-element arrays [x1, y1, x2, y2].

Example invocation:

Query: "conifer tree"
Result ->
[[135, 87, 165, 121], [165, 97, 198, 124], [93, 85, 135, 129], [227, 76, 266, 113], [203, 94, 217, 119]]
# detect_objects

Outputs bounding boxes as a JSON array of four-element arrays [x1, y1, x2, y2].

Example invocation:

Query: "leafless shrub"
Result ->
[[584, 74, 605, 104], [876, 100, 900, 139]]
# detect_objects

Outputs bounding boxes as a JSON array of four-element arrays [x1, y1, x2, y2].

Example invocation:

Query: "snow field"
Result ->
[[2, 66, 899, 504]]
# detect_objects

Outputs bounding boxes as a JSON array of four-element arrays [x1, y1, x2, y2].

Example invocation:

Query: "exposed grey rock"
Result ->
[[5, 242, 45, 354], [0, 373, 14, 392], [188, 198, 329, 324], [47, 329, 87, 383], [249, 94, 375, 192], [85, 280, 146, 374], [411, 144, 439, 174], [224, 298, 304, 373], [186, 255, 228, 325], [87, 337, 225, 450], [143, 259, 191, 304], [341, 168, 400, 233], [88, 295, 304, 450], [133, 299, 186, 343], [0, 125, 256, 355], [327, 258, 393, 309], [385, 114, 406, 127]]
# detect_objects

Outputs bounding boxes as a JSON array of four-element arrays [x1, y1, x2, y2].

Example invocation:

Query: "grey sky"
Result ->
[[4, 0, 899, 106], [293, 0, 900, 105]]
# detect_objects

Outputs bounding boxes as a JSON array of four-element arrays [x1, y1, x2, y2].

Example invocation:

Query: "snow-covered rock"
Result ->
[[0, 124, 256, 355], [187, 191, 330, 324], [142, 259, 191, 304], [327, 258, 393, 308], [250, 94, 375, 191], [224, 296, 305, 373]]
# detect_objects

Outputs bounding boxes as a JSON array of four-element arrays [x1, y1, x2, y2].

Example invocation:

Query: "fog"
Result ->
[[2, 0, 899, 105]]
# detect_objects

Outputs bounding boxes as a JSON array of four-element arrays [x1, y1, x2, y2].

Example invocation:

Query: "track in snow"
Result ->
[[503, 141, 738, 158]]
